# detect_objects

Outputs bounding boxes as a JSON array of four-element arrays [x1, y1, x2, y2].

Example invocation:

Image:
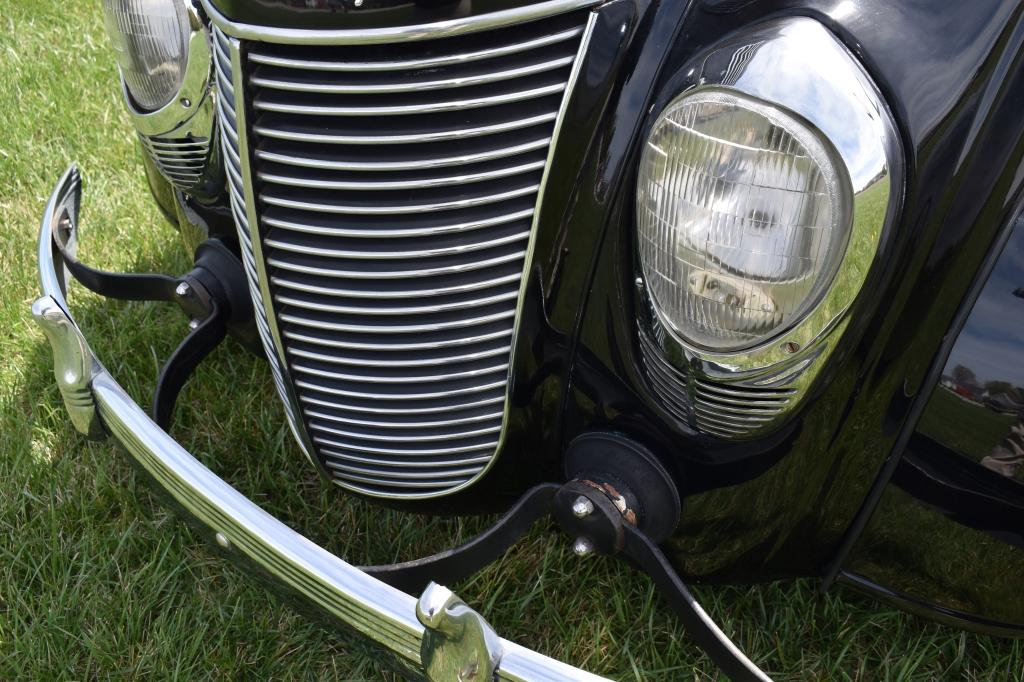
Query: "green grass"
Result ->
[[1, 2, 1022, 680]]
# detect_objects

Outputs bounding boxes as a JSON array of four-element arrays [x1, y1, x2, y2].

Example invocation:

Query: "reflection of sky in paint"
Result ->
[[729, 22, 887, 191], [944, 225, 1024, 386]]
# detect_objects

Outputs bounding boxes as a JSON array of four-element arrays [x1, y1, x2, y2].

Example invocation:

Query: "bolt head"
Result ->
[[571, 496, 594, 519], [175, 282, 191, 298], [572, 536, 594, 557], [188, 319, 200, 331]]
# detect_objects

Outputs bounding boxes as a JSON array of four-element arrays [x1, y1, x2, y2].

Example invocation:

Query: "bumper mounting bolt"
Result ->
[[188, 319, 200, 332], [175, 282, 191, 298], [572, 536, 594, 557], [571, 496, 594, 518]]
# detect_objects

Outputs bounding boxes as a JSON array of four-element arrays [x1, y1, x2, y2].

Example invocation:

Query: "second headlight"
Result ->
[[637, 88, 852, 352]]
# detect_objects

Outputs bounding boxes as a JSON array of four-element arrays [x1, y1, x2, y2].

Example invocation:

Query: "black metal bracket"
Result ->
[[362, 432, 772, 681], [52, 225, 251, 431]]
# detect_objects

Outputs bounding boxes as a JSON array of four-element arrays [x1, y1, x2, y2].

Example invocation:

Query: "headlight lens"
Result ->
[[102, 0, 190, 111], [637, 88, 851, 351]]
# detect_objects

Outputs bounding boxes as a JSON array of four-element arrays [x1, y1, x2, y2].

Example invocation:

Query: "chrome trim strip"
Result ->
[[325, 459, 482, 479], [691, 389, 791, 408], [311, 422, 503, 444], [251, 55, 575, 94], [256, 138, 551, 172], [258, 159, 547, 188], [272, 272, 523, 298], [291, 362, 510, 385], [693, 382, 796, 399], [254, 112, 558, 145], [265, 209, 534, 239], [286, 328, 512, 353], [253, 82, 566, 116], [280, 310, 515, 334], [314, 437, 500, 457], [265, 232, 530, 261], [200, 0, 602, 45], [261, 185, 540, 215], [301, 393, 505, 416], [319, 468, 471, 490], [323, 456, 479, 477], [692, 407, 775, 424], [276, 291, 519, 317], [268, 250, 527, 280], [306, 409, 506, 429], [247, 27, 584, 72], [316, 451, 495, 469], [296, 378, 507, 402]]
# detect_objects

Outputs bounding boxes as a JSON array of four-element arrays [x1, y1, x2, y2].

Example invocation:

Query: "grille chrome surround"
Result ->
[[212, 7, 598, 498], [638, 330, 798, 440]]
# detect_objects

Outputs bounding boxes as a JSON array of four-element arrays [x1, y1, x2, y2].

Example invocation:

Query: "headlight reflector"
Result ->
[[102, 0, 190, 111], [637, 88, 852, 351]]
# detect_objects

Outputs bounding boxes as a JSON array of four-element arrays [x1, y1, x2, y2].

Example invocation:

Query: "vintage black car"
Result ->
[[32, 0, 1024, 679]]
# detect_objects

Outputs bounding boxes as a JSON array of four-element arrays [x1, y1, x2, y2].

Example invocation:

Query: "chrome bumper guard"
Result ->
[[33, 166, 609, 682]]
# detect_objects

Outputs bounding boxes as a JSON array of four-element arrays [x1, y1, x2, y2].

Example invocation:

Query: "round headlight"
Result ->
[[102, 0, 191, 112], [636, 88, 852, 352]]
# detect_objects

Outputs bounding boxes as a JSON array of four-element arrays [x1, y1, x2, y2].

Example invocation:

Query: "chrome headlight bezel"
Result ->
[[635, 17, 903, 438], [113, 1, 213, 135], [108, 0, 219, 193]]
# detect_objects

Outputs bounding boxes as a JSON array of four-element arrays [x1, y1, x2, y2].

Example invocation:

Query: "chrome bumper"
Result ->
[[32, 166, 609, 682]]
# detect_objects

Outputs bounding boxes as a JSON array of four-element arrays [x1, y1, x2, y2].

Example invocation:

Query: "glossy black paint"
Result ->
[[918, 218, 1024, 493], [191, 0, 1024, 610], [840, 216, 1024, 633], [558, 0, 1024, 583]]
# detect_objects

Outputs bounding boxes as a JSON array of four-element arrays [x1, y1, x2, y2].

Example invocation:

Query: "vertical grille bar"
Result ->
[[214, 8, 597, 498]]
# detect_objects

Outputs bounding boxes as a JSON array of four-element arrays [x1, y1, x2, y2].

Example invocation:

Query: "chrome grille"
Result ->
[[139, 133, 211, 191], [213, 9, 596, 498]]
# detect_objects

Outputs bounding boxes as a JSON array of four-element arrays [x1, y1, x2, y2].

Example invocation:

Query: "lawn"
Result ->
[[1, 1, 1022, 680]]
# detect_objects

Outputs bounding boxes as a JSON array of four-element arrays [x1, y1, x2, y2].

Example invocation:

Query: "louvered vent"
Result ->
[[139, 133, 211, 191], [638, 330, 797, 439], [214, 10, 594, 498], [691, 378, 795, 439], [637, 331, 692, 424]]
